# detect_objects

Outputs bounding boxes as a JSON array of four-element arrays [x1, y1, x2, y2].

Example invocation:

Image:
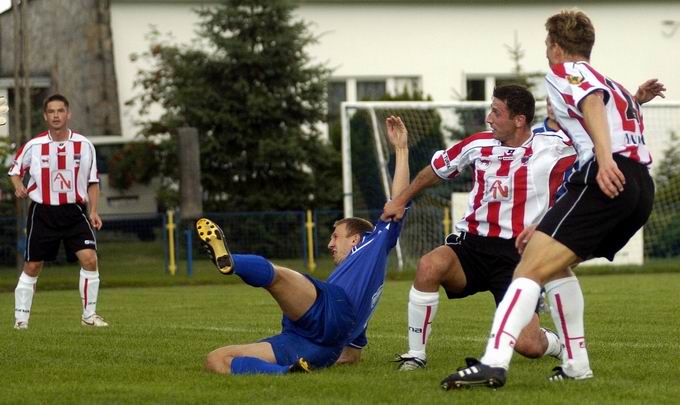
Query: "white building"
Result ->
[[110, 0, 680, 140]]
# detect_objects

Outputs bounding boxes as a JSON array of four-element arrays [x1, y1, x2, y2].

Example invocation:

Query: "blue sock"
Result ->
[[230, 356, 288, 375], [232, 254, 275, 287]]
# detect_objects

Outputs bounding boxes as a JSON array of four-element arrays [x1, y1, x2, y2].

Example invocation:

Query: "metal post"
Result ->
[[443, 207, 451, 238], [167, 210, 176, 275], [340, 102, 353, 218], [177, 127, 203, 220], [162, 213, 168, 273], [12, 0, 24, 272], [21, 0, 30, 141], [305, 209, 316, 272], [185, 228, 193, 277]]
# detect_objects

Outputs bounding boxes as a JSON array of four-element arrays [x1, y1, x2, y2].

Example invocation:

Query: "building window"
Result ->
[[325, 76, 420, 146], [0, 77, 52, 139], [465, 74, 545, 101], [327, 76, 421, 119], [466, 78, 486, 101], [357, 80, 386, 101], [327, 81, 347, 123]]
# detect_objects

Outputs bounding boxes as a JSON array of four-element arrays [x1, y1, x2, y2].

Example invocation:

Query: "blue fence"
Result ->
[[1, 207, 677, 272], [0, 210, 353, 271]]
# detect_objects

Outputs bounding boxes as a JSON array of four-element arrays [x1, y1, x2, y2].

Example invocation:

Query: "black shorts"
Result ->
[[25, 202, 97, 262], [445, 232, 520, 305], [537, 154, 654, 261]]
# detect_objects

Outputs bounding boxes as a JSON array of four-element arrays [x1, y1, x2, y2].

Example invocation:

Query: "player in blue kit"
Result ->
[[195, 116, 411, 375]]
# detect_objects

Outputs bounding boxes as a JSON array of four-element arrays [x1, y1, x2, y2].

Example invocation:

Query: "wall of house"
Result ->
[[110, 0, 680, 148]]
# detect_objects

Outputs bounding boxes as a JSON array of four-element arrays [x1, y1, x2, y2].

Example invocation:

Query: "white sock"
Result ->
[[406, 286, 439, 360], [15, 272, 38, 323], [542, 327, 563, 359], [545, 276, 592, 377], [480, 277, 541, 369], [79, 269, 100, 319]]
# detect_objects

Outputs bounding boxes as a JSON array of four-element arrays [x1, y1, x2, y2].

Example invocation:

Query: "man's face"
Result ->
[[485, 97, 519, 143], [545, 35, 560, 65], [43, 100, 70, 132], [546, 96, 556, 121], [327, 223, 360, 265]]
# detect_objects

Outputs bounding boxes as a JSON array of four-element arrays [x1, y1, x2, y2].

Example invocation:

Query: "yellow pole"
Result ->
[[443, 207, 452, 238], [167, 210, 176, 275], [306, 209, 316, 272]]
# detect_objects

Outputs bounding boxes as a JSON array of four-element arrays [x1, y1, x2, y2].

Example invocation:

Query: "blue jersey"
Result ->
[[327, 209, 408, 348]]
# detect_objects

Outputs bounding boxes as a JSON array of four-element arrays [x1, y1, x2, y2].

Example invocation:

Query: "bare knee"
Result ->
[[514, 338, 545, 359], [78, 251, 98, 271], [205, 349, 234, 375], [414, 248, 460, 292], [23, 261, 43, 277]]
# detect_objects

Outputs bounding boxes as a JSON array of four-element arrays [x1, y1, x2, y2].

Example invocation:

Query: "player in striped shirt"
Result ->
[[441, 10, 666, 390], [195, 116, 411, 375], [382, 85, 575, 371], [10, 94, 108, 329]]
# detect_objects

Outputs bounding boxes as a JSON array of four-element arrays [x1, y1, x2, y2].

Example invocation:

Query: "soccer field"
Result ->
[[1, 273, 678, 404]]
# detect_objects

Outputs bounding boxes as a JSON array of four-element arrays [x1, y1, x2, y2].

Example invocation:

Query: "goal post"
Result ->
[[341, 100, 680, 269], [341, 100, 494, 270]]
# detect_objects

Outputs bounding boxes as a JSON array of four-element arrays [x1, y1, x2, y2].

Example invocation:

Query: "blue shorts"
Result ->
[[260, 276, 357, 368]]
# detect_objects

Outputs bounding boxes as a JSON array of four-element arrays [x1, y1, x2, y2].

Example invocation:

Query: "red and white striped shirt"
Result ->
[[432, 131, 576, 239], [545, 61, 651, 169], [8, 130, 99, 205]]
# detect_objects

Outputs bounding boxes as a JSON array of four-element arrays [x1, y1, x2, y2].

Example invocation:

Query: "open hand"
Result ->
[[386, 116, 408, 149], [635, 79, 666, 104]]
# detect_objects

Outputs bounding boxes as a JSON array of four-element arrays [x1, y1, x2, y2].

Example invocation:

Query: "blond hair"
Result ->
[[333, 217, 373, 237], [545, 10, 595, 59]]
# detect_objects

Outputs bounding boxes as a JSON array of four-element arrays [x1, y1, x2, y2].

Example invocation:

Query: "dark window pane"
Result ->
[[327, 81, 346, 121], [357, 80, 386, 101], [466, 79, 485, 101], [96, 144, 124, 174]]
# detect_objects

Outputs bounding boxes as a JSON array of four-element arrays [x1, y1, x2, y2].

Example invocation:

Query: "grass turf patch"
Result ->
[[1, 273, 678, 404]]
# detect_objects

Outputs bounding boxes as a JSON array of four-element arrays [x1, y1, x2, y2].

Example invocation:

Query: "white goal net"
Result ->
[[341, 100, 680, 269]]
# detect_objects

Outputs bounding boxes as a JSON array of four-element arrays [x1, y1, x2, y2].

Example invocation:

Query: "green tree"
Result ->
[[646, 132, 680, 257], [502, 32, 544, 92], [128, 0, 340, 211]]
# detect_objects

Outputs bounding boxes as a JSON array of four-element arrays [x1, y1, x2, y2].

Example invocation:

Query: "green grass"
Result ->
[[1, 272, 679, 404]]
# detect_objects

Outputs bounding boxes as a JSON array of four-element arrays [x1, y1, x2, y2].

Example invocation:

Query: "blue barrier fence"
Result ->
[[1, 207, 676, 273], [0, 210, 356, 273]]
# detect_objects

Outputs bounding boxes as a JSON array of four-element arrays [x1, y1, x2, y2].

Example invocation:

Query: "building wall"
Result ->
[[0, 0, 121, 136], [110, 1, 679, 138]]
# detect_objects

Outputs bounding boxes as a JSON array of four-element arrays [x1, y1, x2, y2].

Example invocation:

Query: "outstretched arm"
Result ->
[[634, 79, 666, 105], [386, 116, 410, 199]]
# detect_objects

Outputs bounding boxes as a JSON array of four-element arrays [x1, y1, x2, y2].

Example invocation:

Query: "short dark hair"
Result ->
[[545, 10, 595, 59], [43, 94, 70, 112], [492, 84, 535, 125], [333, 217, 373, 237]]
